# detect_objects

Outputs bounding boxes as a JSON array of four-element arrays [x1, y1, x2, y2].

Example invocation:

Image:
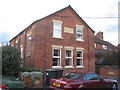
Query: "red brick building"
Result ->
[[95, 32, 119, 81], [117, 44, 120, 50], [95, 31, 118, 63], [10, 6, 95, 74]]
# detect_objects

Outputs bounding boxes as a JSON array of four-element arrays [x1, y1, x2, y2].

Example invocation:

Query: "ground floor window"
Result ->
[[52, 47, 84, 68], [76, 50, 83, 66], [65, 49, 73, 66], [53, 48, 61, 66]]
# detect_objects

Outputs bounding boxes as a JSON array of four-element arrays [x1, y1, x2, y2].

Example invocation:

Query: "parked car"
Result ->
[[50, 72, 118, 90], [0, 85, 8, 90]]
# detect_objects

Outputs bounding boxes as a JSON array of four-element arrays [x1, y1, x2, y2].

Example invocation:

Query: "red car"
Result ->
[[50, 72, 118, 90], [0, 85, 8, 90]]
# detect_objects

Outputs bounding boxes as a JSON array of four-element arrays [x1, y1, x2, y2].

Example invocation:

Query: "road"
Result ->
[[118, 83, 120, 90]]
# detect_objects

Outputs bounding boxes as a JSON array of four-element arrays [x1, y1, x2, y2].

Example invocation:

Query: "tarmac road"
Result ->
[[118, 83, 120, 90]]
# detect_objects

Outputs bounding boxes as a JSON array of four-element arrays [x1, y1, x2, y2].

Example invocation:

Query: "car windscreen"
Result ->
[[64, 73, 82, 79]]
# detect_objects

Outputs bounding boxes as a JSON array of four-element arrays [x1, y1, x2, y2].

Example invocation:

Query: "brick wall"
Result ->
[[96, 66, 120, 81], [10, 6, 95, 74], [32, 7, 95, 74]]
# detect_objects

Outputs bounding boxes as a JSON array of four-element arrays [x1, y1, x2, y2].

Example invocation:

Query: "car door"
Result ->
[[82, 73, 103, 88]]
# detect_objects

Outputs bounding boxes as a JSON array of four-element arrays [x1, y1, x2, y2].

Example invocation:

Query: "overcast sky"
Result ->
[[0, 0, 119, 46]]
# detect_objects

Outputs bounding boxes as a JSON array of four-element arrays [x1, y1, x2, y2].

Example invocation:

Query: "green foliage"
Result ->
[[2, 46, 21, 76], [5, 80, 26, 88], [2, 76, 26, 88], [97, 50, 119, 66]]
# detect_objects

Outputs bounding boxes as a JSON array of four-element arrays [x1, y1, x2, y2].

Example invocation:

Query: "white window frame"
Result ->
[[21, 47, 23, 58], [76, 25, 84, 41], [20, 47, 23, 67], [94, 43, 97, 48], [53, 21, 62, 38], [65, 49, 73, 67], [102, 45, 107, 50], [52, 48, 61, 68], [76, 50, 84, 67]]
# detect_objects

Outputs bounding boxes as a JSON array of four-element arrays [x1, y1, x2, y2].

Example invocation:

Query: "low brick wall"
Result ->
[[96, 66, 120, 82]]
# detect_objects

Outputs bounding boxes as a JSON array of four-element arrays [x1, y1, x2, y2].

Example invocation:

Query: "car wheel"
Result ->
[[112, 84, 118, 90]]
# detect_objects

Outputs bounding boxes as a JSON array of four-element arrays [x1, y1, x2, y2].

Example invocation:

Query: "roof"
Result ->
[[95, 36, 117, 49], [117, 44, 120, 49], [10, 5, 94, 42]]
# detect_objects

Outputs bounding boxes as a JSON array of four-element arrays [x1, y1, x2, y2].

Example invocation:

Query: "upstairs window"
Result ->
[[21, 47, 23, 58], [15, 40, 19, 48], [53, 22, 62, 38], [76, 26, 83, 41], [102, 45, 107, 50], [65, 49, 73, 67], [20, 47, 23, 67], [94, 43, 97, 48]]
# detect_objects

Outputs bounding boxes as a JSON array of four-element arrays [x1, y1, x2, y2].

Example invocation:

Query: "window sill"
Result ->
[[52, 37, 63, 39], [76, 66, 84, 68], [64, 66, 74, 68], [76, 39, 84, 42], [52, 66, 63, 69]]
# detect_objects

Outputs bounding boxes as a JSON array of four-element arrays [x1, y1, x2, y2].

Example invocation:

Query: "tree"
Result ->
[[97, 50, 119, 66], [2, 45, 21, 76]]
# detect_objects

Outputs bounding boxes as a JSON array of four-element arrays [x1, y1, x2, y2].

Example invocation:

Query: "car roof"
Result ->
[[70, 71, 95, 74]]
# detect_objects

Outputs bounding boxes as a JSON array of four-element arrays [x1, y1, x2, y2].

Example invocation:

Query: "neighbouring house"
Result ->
[[10, 5, 95, 75], [95, 31, 118, 64], [117, 44, 120, 50], [95, 31, 119, 81]]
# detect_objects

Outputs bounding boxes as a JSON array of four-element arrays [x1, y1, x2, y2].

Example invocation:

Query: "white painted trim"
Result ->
[[53, 21, 62, 38], [64, 66, 74, 68], [76, 66, 84, 68], [52, 37, 63, 39], [76, 25, 84, 41], [52, 66, 63, 69], [76, 50, 84, 67], [52, 48, 62, 67], [65, 49, 73, 67]]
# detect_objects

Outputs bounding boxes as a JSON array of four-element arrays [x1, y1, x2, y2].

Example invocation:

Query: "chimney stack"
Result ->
[[96, 31, 103, 39]]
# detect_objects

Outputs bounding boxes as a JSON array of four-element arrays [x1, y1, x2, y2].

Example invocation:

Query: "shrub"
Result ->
[[2, 46, 21, 76]]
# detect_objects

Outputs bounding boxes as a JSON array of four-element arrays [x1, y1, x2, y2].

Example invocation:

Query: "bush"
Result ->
[[96, 50, 119, 66], [2, 76, 26, 88], [2, 46, 21, 76]]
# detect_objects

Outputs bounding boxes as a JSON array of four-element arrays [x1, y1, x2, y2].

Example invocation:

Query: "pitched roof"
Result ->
[[10, 5, 94, 42], [95, 36, 117, 49], [117, 44, 120, 49]]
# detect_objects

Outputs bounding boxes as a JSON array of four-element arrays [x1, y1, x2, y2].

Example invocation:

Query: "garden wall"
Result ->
[[96, 66, 120, 82]]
